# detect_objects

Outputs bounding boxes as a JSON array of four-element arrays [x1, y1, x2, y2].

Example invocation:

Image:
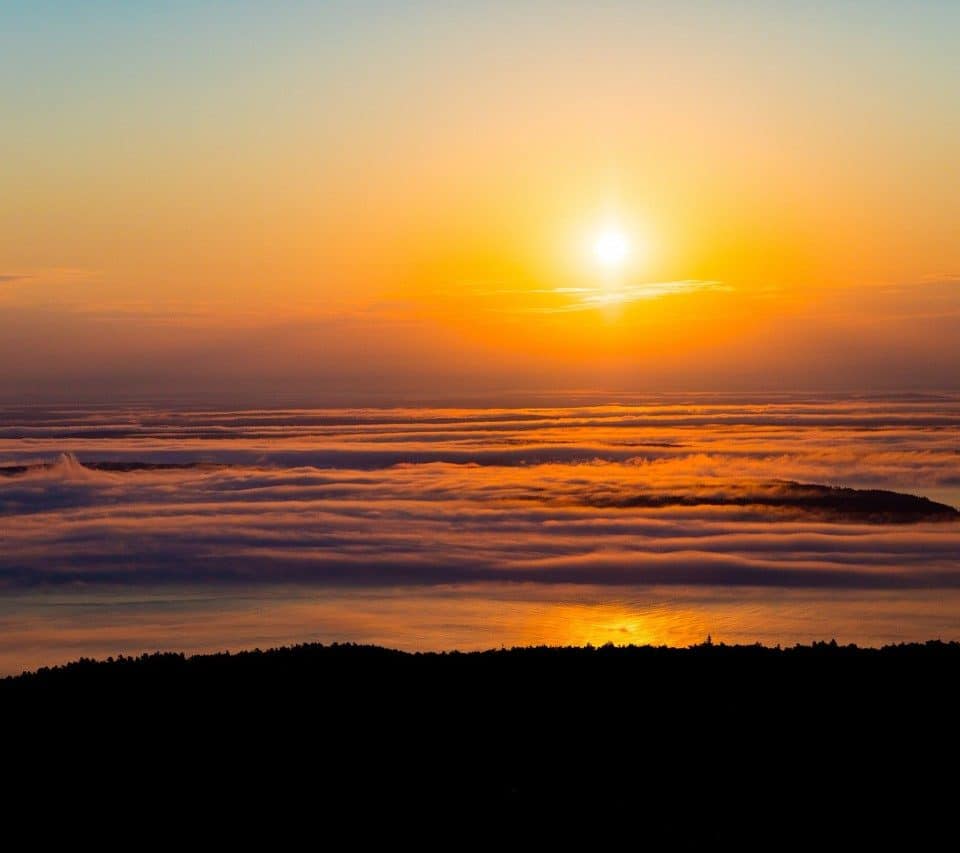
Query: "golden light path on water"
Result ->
[[3, 585, 959, 676]]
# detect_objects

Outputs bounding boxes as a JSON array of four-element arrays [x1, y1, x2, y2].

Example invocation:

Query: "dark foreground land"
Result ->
[[5, 641, 959, 841]]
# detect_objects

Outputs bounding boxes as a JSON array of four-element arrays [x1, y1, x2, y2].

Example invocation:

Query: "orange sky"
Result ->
[[1, 2, 958, 399]]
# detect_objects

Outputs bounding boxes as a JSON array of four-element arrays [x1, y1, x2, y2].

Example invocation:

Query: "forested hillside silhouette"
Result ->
[[4, 640, 959, 840]]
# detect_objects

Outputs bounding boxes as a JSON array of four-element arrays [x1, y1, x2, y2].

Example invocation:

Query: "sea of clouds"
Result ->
[[1, 394, 958, 670]]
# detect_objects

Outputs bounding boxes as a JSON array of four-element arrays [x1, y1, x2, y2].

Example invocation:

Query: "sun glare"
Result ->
[[593, 228, 630, 270]]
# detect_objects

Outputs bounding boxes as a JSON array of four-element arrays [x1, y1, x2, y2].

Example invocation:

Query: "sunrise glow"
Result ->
[[2, 10, 959, 811], [593, 228, 630, 270]]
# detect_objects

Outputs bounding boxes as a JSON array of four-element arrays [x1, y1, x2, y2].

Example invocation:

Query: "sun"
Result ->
[[593, 227, 630, 269]]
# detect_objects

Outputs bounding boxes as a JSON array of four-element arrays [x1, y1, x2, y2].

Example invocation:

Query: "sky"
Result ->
[[2, 1, 959, 399]]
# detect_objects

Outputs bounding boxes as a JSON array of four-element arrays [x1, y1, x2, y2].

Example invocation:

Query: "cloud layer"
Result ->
[[1, 396, 959, 669], [2, 397, 958, 588]]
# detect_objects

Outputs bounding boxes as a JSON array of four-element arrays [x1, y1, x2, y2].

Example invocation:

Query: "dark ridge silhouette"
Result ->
[[583, 480, 960, 522], [4, 640, 959, 838], [7, 637, 960, 688]]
